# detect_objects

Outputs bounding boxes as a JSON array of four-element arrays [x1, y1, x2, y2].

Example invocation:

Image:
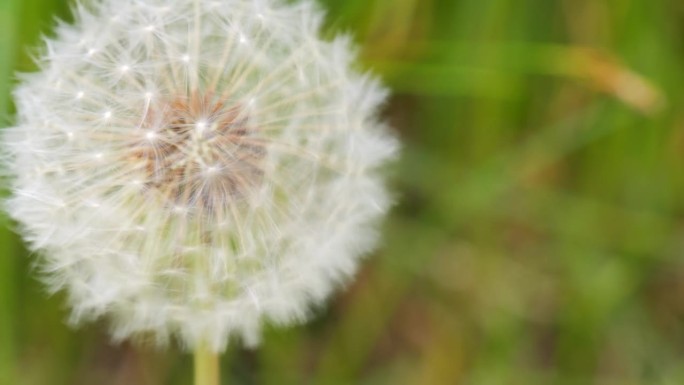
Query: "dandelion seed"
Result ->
[[2, 0, 398, 356]]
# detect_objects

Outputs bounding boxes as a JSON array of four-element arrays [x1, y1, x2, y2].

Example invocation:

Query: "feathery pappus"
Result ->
[[2, 0, 398, 351]]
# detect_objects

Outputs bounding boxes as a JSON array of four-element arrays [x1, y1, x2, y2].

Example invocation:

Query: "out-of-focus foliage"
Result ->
[[2, 0, 684, 384]]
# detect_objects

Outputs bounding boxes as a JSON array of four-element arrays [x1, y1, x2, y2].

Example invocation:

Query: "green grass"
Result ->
[[2, 0, 684, 384]]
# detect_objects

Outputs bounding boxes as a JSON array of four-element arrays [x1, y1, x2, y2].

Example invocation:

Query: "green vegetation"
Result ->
[[2, 0, 684, 383]]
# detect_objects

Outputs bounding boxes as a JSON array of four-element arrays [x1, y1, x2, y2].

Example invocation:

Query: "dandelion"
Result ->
[[2, 0, 398, 383]]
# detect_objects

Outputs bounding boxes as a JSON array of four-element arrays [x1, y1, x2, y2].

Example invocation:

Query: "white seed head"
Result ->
[[2, 0, 398, 351]]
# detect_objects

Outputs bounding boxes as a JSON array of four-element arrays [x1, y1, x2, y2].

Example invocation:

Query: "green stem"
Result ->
[[194, 342, 220, 385]]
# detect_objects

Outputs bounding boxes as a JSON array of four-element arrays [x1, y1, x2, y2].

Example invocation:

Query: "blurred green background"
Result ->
[[2, 0, 684, 384]]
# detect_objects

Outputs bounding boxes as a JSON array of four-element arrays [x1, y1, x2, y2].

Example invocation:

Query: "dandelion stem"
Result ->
[[194, 342, 220, 385]]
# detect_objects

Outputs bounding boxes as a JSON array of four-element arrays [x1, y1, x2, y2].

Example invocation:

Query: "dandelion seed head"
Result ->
[[2, 0, 399, 352]]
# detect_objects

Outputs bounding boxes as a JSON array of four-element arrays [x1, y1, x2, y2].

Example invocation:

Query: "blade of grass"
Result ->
[[0, 0, 18, 116]]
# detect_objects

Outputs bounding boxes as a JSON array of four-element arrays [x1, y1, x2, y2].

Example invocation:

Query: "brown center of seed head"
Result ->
[[130, 92, 266, 211]]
